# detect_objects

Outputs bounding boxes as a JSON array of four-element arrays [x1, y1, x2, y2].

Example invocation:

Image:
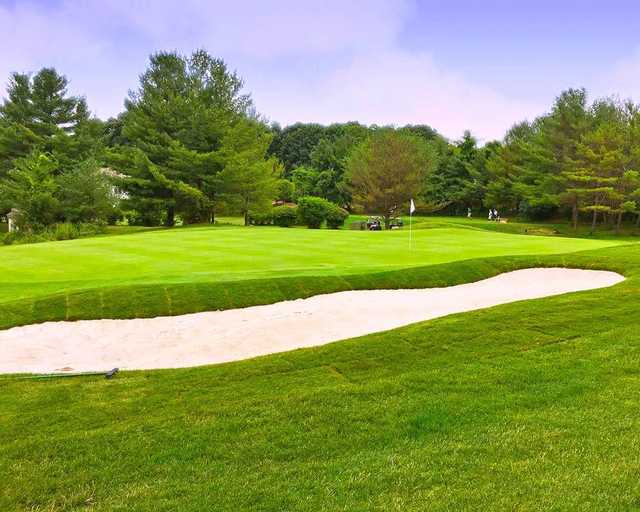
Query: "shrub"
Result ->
[[276, 179, 295, 202], [297, 196, 331, 228], [249, 211, 273, 226], [1, 222, 107, 245], [53, 223, 79, 240], [126, 200, 164, 226], [272, 206, 298, 227], [3, 232, 17, 245], [326, 204, 349, 229]]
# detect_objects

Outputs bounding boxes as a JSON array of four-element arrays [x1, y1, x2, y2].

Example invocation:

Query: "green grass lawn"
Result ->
[[1, 223, 639, 510], [0, 222, 621, 329], [2, 243, 640, 510]]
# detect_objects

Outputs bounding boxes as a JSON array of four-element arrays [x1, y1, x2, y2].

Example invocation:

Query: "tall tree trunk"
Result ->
[[590, 210, 597, 235], [383, 215, 391, 230], [636, 213, 640, 228], [165, 205, 175, 227], [616, 211, 623, 234], [571, 202, 578, 230]]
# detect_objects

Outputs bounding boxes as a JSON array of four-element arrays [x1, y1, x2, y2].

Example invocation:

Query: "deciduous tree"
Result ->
[[346, 129, 434, 228]]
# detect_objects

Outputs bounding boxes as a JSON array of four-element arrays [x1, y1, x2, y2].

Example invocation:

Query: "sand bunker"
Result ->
[[0, 268, 624, 374]]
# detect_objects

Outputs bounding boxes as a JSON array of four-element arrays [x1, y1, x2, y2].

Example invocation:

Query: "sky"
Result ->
[[2, 0, 640, 142]]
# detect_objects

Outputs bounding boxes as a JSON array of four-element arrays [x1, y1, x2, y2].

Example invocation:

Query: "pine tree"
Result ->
[[570, 114, 627, 233], [0, 151, 60, 228], [0, 67, 92, 174], [116, 50, 253, 226], [218, 120, 280, 225]]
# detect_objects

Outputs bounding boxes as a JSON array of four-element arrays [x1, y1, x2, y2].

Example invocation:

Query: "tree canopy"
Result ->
[[346, 129, 435, 228], [3, 55, 640, 236], [487, 89, 640, 229]]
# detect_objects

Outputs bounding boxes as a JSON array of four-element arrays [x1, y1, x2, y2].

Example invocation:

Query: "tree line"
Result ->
[[267, 88, 640, 231], [1, 49, 639, 238], [487, 88, 640, 231]]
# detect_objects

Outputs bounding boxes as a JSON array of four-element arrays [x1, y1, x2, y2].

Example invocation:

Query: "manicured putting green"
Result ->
[[0, 224, 621, 304]]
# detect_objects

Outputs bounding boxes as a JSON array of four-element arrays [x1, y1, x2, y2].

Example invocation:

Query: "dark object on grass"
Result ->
[[366, 216, 382, 230], [16, 367, 120, 380], [105, 367, 119, 379], [389, 217, 403, 229]]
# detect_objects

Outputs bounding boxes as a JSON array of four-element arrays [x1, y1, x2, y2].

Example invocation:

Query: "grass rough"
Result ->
[[1, 224, 639, 510]]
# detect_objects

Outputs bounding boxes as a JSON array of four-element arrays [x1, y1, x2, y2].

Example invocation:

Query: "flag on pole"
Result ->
[[409, 199, 415, 250]]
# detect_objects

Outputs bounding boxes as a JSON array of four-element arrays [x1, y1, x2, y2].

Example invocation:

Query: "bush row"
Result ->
[[249, 198, 348, 229], [297, 196, 349, 229], [3, 222, 107, 245]]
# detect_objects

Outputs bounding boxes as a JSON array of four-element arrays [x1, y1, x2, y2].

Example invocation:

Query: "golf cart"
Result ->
[[389, 217, 404, 229], [366, 216, 383, 230]]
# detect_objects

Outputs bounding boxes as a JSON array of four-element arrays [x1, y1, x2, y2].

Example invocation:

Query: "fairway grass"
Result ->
[[0, 224, 621, 329], [2, 243, 640, 510]]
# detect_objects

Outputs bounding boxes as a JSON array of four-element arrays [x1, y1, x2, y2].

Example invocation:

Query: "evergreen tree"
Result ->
[[57, 159, 118, 224], [0, 152, 60, 229], [116, 50, 252, 225], [218, 120, 280, 225], [571, 107, 627, 232], [0, 67, 91, 173]]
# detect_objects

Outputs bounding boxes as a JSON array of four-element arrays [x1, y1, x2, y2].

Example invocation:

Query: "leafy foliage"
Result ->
[[3, 222, 106, 245], [297, 195, 332, 228], [272, 205, 298, 227], [325, 203, 348, 229], [346, 129, 435, 228], [0, 152, 59, 229], [0, 68, 94, 174], [113, 50, 253, 226], [484, 90, 640, 230], [57, 160, 118, 223], [217, 119, 280, 225], [0, 152, 117, 230]]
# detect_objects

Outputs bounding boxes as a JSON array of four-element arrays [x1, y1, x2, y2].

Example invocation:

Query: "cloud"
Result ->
[[0, 0, 545, 140], [92, 0, 410, 58], [254, 50, 544, 141], [601, 48, 640, 103]]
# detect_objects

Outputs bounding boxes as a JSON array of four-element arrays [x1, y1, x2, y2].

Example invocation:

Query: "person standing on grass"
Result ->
[[488, 209, 493, 221], [467, 207, 472, 218]]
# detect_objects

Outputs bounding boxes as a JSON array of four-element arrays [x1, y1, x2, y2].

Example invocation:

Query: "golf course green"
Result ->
[[1, 221, 639, 510], [0, 220, 621, 329]]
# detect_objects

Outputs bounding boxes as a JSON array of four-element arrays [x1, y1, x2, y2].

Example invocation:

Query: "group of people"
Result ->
[[466, 207, 501, 221], [488, 208, 501, 221]]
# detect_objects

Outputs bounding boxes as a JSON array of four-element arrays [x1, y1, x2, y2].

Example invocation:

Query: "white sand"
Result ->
[[0, 268, 624, 374]]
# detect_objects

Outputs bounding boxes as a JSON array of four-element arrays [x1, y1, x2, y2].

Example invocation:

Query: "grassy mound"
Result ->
[[1, 243, 640, 510]]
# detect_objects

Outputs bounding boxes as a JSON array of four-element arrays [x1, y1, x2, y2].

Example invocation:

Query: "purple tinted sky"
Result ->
[[1, 0, 640, 141]]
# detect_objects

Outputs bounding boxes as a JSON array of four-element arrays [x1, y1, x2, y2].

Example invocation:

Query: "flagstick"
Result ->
[[408, 198, 416, 251], [409, 209, 412, 250]]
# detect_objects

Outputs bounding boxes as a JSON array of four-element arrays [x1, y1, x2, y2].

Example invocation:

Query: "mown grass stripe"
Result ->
[[0, 245, 636, 331]]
